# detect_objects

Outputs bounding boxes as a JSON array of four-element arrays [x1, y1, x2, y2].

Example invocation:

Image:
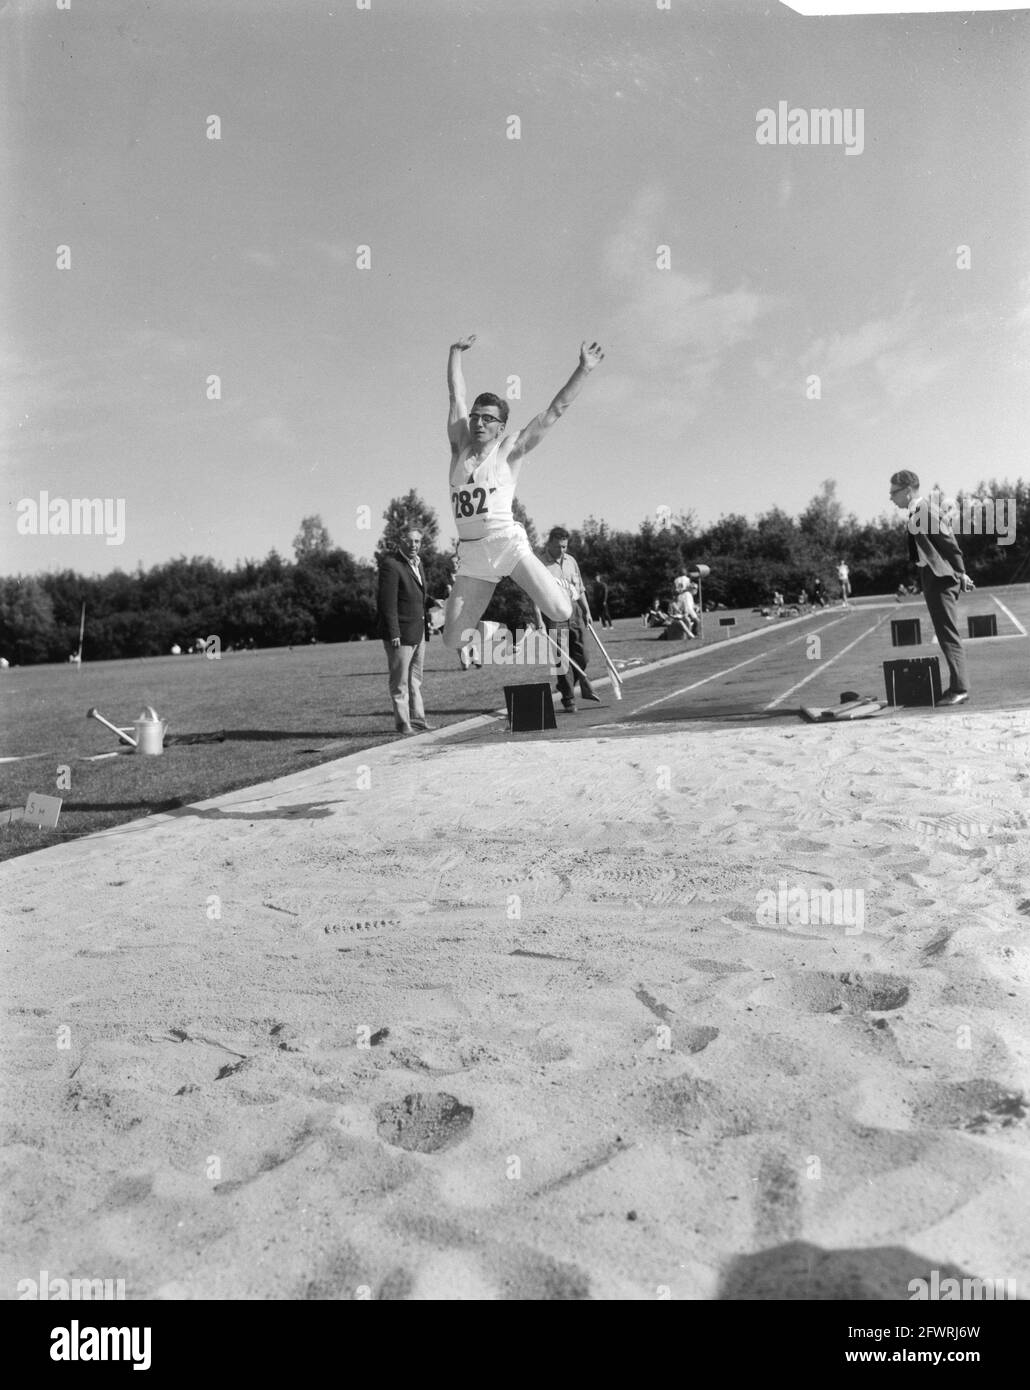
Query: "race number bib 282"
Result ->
[[452, 487, 488, 519]]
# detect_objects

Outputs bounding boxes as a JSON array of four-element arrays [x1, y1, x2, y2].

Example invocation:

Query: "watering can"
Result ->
[[134, 706, 168, 755]]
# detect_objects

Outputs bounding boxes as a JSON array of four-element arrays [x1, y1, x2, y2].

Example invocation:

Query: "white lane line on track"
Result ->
[[764, 616, 888, 710], [992, 593, 1028, 637], [629, 649, 776, 717], [598, 609, 849, 687], [483, 611, 854, 719], [608, 612, 857, 719]]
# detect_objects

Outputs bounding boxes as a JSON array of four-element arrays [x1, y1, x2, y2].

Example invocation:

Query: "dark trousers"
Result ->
[[546, 617, 593, 704], [598, 601, 612, 628], [920, 569, 969, 693]]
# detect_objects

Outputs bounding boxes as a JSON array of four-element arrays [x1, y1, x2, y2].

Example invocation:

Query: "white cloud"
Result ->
[[875, 344, 944, 399], [600, 186, 777, 435], [797, 308, 949, 403], [801, 314, 910, 378]]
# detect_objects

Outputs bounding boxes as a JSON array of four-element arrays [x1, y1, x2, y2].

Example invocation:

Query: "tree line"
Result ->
[[2, 479, 1026, 665]]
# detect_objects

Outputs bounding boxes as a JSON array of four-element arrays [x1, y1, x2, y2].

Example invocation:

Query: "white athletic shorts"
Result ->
[[454, 524, 534, 583]]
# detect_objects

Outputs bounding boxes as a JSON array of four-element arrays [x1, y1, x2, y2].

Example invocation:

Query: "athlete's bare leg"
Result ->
[[443, 575, 498, 649], [510, 554, 574, 622]]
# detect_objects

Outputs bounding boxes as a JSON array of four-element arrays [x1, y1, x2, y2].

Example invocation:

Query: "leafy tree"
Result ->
[[293, 515, 333, 562], [376, 490, 440, 562], [799, 479, 845, 552], [0, 576, 58, 665]]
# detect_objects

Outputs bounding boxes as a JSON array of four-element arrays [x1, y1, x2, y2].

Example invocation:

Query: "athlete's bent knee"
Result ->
[[545, 593, 573, 622]]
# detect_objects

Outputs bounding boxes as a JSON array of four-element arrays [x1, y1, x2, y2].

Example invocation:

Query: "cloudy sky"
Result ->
[[4, 0, 1029, 576]]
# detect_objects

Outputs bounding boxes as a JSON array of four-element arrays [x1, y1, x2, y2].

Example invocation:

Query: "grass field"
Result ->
[[0, 607, 796, 862]]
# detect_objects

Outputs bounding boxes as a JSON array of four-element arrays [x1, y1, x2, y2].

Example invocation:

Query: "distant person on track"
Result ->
[[594, 573, 613, 629], [442, 334, 605, 654], [837, 560, 851, 606], [890, 469, 974, 706]]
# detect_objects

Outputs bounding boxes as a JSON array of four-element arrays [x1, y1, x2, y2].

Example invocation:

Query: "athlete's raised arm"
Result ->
[[447, 335, 476, 450], [508, 341, 604, 463]]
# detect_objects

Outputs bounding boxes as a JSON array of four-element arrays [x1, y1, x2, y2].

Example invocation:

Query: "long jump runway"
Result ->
[[442, 587, 1030, 748]]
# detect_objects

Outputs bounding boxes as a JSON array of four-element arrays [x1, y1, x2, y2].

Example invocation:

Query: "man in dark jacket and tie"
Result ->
[[377, 529, 434, 734], [890, 470, 975, 706]]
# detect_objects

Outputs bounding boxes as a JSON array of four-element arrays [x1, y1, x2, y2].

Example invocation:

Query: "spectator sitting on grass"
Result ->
[[644, 596, 670, 628], [667, 582, 698, 638]]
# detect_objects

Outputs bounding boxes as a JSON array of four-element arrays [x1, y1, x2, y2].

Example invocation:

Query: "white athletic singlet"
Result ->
[[449, 439, 519, 541]]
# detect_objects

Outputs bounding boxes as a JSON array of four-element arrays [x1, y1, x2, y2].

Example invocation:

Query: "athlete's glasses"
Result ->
[[469, 413, 503, 425]]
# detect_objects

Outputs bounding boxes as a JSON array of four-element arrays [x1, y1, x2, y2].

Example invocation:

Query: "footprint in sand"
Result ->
[[323, 918, 399, 937], [685, 959, 751, 976], [564, 856, 680, 903], [647, 1074, 758, 1141], [374, 1091, 474, 1153], [752, 971, 910, 1015], [679, 1024, 720, 1054], [909, 1079, 1026, 1135], [526, 1035, 574, 1063], [64, 1080, 144, 1133]]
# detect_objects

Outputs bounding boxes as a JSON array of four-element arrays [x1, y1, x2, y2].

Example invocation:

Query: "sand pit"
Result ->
[[2, 709, 1028, 1300]]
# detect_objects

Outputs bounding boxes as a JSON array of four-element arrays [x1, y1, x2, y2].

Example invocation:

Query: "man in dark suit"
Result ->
[[377, 528, 434, 734], [890, 470, 975, 706]]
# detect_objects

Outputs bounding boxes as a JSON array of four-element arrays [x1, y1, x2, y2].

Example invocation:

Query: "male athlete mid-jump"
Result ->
[[442, 334, 605, 649]]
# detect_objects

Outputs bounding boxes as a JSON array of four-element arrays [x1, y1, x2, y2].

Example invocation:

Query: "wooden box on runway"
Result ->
[[504, 683, 557, 732], [891, 618, 922, 647], [883, 657, 943, 707], [968, 613, 998, 638]]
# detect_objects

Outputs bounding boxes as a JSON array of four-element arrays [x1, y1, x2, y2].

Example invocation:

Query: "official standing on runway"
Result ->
[[533, 527, 599, 713], [890, 470, 974, 706]]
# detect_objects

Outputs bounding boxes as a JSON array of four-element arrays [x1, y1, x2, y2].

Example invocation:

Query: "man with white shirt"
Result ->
[[837, 560, 851, 605], [668, 576, 698, 638], [532, 527, 600, 712], [890, 470, 974, 706], [442, 334, 604, 654]]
